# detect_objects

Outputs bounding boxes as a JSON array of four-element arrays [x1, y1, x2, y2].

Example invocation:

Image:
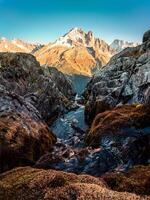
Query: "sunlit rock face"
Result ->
[[84, 30, 150, 123], [0, 52, 75, 123], [35, 28, 113, 76], [0, 166, 149, 200], [0, 89, 56, 173]]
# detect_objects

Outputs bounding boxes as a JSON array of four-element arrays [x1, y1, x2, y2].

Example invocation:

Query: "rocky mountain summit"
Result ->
[[35, 28, 113, 76], [0, 28, 140, 77], [110, 39, 139, 53]]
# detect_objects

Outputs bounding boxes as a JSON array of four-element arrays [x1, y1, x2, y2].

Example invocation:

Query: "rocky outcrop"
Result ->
[[0, 90, 56, 173], [0, 52, 75, 123], [143, 30, 150, 43], [103, 165, 150, 196], [47, 67, 75, 99], [0, 166, 149, 200], [0, 52, 42, 96], [84, 30, 150, 123]]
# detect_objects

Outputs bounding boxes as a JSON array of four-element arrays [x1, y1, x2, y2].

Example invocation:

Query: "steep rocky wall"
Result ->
[[0, 52, 75, 123], [84, 30, 150, 123]]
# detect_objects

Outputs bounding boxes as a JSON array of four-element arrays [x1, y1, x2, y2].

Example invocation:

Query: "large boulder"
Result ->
[[0, 52, 75, 123], [0, 166, 149, 200], [0, 52, 42, 95], [84, 31, 150, 123], [143, 30, 150, 43], [0, 90, 56, 173]]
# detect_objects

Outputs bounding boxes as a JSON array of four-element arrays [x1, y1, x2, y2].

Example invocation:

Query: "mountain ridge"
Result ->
[[0, 28, 140, 76], [35, 27, 114, 76], [0, 37, 39, 53]]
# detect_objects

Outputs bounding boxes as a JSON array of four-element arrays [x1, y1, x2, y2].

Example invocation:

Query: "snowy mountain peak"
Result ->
[[35, 28, 113, 76], [52, 27, 104, 49], [68, 27, 84, 34], [0, 37, 37, 53], [1, 37, 8, 42], [110, 39, 140, 53]]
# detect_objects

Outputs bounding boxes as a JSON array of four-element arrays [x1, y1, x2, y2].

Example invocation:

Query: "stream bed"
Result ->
[[35, 95, 150, 176]]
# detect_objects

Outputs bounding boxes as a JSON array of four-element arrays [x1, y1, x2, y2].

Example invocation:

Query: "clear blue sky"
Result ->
[[0, 0, 149, 44]]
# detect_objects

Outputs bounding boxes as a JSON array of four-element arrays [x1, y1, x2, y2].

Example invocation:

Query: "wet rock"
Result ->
[[35, 139, 119, 176], [0, 89, 56, 173], [0, 166, 148, 200], [51, 105, 88, 140], [103, 165, 150, 196]]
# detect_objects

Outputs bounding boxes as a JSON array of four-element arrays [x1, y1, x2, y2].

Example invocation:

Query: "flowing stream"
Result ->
[[40, 94, 118, 176], [51, 94, 88, 142]]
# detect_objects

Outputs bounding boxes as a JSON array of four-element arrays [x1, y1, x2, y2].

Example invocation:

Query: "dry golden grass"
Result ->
[[0, 167, 149, 200]]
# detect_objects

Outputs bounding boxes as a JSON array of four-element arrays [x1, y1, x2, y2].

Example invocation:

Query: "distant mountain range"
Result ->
[[0, 28, 140, 76], [110, 39, 140, 53], [0, 38, 38, 53]]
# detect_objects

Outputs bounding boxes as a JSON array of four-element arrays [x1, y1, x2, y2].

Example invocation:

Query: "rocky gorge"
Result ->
[[0, 30, 150, 199]]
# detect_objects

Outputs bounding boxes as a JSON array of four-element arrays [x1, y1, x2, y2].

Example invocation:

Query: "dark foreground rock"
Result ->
[[143, 29, 150, 43], [0, 90, 56, 173], [103, 165, 150, 196], [0, 52, 75, 124], [0, 166, 149, 200]]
